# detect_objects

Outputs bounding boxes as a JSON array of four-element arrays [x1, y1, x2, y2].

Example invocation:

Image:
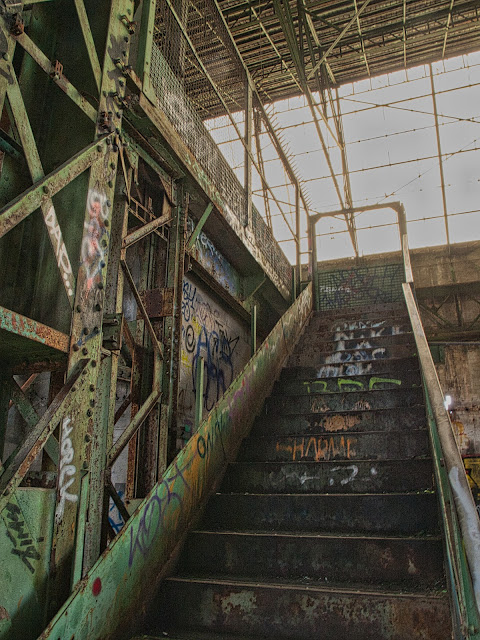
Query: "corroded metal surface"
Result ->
[[221, 459, 434, 494], [0, 306, 69, 365], [159, 578, 451, 640], [178, 530, 444, 587]]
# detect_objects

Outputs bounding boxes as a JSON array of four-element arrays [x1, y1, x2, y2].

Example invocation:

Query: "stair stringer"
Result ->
[[37, 284, 313, 640]]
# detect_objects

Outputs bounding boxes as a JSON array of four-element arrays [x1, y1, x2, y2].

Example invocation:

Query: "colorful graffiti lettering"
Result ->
[[4, 502, 43, 573], [128, 461, 191, 567], [80, 189, 109, 295], [303, 376, 402, 393], [276, 436, 357, 462]]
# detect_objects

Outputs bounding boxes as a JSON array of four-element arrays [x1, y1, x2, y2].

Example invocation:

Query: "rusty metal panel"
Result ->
[[0, 488, 55, 639], [38, 284, 312, 640], [139, 288, 174, 318]]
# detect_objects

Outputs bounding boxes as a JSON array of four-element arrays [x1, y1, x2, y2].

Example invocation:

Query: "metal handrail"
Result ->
[[401, 233, 480, 637]]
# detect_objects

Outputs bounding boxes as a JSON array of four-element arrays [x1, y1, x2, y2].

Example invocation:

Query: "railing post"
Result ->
[[309, 218, 319, 311], [194, 356, 205, 432], [251, 305, 257, 356]]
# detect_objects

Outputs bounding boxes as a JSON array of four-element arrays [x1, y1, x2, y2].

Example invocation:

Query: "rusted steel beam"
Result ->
[[0, 137, 107, 239], [0, 306, 69, 353], [122, 211, 171, 248], [15, 31, 97, 122], [0, 359, 89, 515], [7, 377, 60, 466], [107, 352, 162, 468]]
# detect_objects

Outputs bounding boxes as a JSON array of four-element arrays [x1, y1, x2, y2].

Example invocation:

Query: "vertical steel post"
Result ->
[[251, 305, 257, 356], [163, 184, 188, 459], [194, 356, 205, 432], [295, 182, 301, 295], [49, 0, 133, 608], [429, 63, 450, 247], [136, 0, 157, 103], [244, 79, 253, 228], [310, 219, 320, 312]]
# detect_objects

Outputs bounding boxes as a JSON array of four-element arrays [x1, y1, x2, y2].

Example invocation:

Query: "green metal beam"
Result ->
[[8, 378, 59, 466], [0, 137, 107, 239], [15, 32, 97, 123], [73, 0, 102, 93], [0, 306, 69, 353], [6, 69, 76, 305], [186, 202, 213, 252]]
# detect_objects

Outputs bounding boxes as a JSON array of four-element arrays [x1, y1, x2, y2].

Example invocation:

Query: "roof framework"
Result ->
[[159, 0, 480, 117]]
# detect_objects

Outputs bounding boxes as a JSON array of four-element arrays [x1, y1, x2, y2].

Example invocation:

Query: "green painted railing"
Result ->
[[402, 234, 480, 639], [38, 284, 312, 640]]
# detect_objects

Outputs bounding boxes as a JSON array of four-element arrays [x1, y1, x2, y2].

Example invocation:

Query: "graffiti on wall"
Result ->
[[185, 218, 241, 296], [179, 278, 249, 434]]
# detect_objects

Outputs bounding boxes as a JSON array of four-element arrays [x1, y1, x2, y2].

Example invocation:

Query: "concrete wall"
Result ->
[[436, 345, 480, 456], [177, 274, 251, 447]]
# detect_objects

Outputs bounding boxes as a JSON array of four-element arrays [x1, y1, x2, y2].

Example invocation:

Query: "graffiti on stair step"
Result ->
[[329, 464, 359, 486], [311, 414, 362, 433], [302, 376, 402, 394], [317, 319, 394, 378], [276, 436, 357, 462]]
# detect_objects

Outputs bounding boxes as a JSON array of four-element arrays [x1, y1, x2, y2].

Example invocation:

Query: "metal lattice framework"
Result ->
[[173, 0, 480, 117]]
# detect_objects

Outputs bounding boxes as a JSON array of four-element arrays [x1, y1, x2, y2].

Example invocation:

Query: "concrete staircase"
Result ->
[[138, 302, 452, 640]]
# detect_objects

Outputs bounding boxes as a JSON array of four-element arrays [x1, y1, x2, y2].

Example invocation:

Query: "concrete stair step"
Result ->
[[237, 430, 429, 463], [177, 530, 445, 589], [251, 407, 427, 437], [280, 357, 419, 380], [273, 372, 421, 395], [296, 333, 414, 354], [264, 388, 424, 415], [288, 344, 416, 368], [201, 492, 439, 536], [221, 459, 433, 494], [155, 577, 451, 640]]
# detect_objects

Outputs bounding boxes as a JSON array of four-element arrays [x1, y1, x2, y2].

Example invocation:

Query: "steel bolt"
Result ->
[[83, 327, 89, 335], [104, 220, 109, 227], [89, 384, 95, 392], [85, 434, 91, 442], [87, 409, 93, 417], [95, 303, 102, 312], [90, 399, 95, 407], [82, 347, 88, 355], [73, 344, 79, 352], [91, 360, 97, 367], [98, 282, 104, 289], [97, 144, 103, 152], [76, 305, 82, 312], [43, 185, 50, 194]]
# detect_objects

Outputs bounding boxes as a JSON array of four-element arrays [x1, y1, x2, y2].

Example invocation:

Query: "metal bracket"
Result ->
[[139, 288, 174, 319], [102, 313, 123, 351]]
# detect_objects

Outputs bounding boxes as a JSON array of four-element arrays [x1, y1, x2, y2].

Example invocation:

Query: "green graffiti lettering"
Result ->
[[369, 376, 402, 390], [338, 378, 364, 391], [303, 380, 328, 393]]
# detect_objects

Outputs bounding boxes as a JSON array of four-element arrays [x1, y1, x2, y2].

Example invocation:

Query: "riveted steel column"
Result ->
[[49, 0, 134, 609]]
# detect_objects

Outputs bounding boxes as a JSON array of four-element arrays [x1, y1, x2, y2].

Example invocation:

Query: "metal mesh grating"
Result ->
[[150, 44, 292, 291], [317, 264, 405, 310]]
